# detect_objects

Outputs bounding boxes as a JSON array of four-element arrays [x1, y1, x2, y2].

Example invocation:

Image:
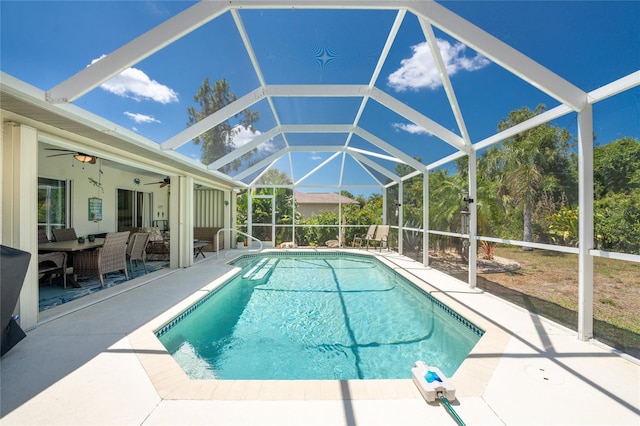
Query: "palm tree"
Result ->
[[481, 105, 573, 250]]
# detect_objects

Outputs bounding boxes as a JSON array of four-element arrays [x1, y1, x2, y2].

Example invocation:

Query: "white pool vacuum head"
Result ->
[[411, 360, 456, 402]]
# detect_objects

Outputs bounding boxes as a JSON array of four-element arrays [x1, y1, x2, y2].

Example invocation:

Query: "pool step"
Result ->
[[243, 257, 279, 283], [243, 258, 268, 279]]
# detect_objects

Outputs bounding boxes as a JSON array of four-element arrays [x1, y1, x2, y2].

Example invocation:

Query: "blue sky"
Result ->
[[1, 1, 638, 196]]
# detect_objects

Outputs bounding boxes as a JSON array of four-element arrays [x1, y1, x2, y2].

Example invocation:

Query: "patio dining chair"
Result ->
[[53, 228, 77, 242], [38, 252, 67, 288], [352, 225, 376, 248], [73, 231, 129, 287], [126, 232, 150, 277], [366, 225, 389, 251], [37, 229, 50, 245]]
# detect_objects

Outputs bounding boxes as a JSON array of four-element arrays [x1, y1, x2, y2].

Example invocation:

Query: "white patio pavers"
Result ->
[[1, 250, 638, 425]]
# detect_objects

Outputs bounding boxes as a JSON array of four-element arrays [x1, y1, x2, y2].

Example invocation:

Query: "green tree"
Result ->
[[594, 137, 640, 199], [592, 137, 640, 254], [257, 171, 296, 241], [480, 105, 574, 248], [428, 168, 466, 253], [385, 159, 426, 227], [595, 192, 640, 254], [257, 169, 292, 186], [187, 78, 260, 171], [547, 206, 579, 247], [237, 169, 296, 244], [304, 210, 339, 246]]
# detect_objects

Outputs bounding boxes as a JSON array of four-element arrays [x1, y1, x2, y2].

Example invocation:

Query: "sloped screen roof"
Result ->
[[2, 1, 638, 193]]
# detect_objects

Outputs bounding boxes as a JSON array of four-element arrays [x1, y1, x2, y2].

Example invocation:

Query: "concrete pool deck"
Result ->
[[1, 249, 638, 425]]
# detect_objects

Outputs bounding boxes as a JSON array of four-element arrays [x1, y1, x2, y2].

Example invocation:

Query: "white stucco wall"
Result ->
[[38, 144, 169, 236]]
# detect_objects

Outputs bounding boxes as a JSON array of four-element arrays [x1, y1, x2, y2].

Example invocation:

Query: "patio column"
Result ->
[[577, 104, 594, 341], [168, 175, 193, 268], [1, 122, 39, 330], [382, 188, 388, 225], [467, 149, 477, 288], [224, 190, 233, 250], [291, 187, 296, 247], [423, 171, 429, 267], [397, 180, 403, 253], [247, 188, 253, 247], [338, 196, 343, 248]]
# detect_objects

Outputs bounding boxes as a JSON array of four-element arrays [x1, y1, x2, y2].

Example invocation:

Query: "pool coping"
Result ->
[[129, 249, 510, 401]]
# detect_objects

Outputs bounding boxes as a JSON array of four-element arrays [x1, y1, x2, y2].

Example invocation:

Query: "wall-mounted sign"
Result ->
[[89, 197, 102, 221]]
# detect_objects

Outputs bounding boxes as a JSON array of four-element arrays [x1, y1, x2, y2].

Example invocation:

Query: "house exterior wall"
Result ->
[[296, 203, 343, 218], [38, 145, 170, 238], [0, 117, 232, 329]]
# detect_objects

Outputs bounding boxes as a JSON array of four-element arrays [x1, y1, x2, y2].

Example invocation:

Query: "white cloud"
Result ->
[[124, 111, 160, 124], [228, 125, 281, 170], [231, 125, 279, 154], [311, 155, 322, 161], [388, 39, 490, 92], [392, 122, 432, 135], [91, 55, 179, 104], [231, 125, 260, 148]]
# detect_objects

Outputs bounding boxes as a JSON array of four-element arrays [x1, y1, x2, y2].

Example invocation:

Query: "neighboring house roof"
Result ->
[[294, 191, 358, 205]]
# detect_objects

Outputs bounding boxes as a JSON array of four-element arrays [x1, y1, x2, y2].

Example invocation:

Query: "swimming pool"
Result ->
[[157, 252, 483, 380]]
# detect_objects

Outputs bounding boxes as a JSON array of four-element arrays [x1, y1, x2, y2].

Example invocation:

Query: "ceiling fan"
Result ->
[[45, 148, 97, 164], [145, 177, 171, 188]]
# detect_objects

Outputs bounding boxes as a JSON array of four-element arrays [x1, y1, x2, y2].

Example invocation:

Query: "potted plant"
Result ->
[[236, 235, 245, 249], [88, 234, 96, 242], [77, 236, 85, 243]]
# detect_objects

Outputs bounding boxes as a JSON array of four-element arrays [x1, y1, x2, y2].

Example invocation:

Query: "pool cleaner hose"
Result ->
[[438, 392, 466, 426]]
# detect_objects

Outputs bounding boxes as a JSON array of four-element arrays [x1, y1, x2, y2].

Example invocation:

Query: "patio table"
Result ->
[[193, 240, 208, 259], [38, 238, 105, 287]]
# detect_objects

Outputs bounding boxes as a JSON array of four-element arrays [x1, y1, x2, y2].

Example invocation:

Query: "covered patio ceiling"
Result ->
[[2, 1, 638, 191]]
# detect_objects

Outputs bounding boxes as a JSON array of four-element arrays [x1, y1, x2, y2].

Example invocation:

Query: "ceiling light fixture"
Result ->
[[74, 153, 94, 163]]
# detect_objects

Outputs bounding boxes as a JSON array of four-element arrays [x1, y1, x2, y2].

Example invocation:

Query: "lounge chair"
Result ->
[[73, 231, 129, 287], [367, 225, 389, 251], [353, 225, 376, 248]]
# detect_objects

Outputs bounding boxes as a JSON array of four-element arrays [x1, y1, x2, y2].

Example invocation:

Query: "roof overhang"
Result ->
[[1, 72, 237, 189]]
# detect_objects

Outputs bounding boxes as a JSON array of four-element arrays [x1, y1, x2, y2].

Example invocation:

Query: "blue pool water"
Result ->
[[157, 252, 483, 380]]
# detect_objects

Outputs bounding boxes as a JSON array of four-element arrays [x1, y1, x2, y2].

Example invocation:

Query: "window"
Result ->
[[38, 177, 69, 239]]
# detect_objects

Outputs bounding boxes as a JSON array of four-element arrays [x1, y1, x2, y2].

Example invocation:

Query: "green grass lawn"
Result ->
[[475, 247, 640, 357]]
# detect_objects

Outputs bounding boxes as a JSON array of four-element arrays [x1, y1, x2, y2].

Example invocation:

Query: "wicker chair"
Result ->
[[38, 252, 67, 288], [38, 228, 50, 245], [126, 232, 150, 277], [143, 227, 169, 261], [53, 228, 77, 242], [73, 231, 129, 287]]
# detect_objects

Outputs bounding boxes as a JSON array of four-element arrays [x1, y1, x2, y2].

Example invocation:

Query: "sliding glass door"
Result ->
[[117, 189, 153, 231]]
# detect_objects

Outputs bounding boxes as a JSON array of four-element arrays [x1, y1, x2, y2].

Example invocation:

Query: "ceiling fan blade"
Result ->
[[44, 148, 75, 153], [160, 183, 168, 188], [88, 157, 97, 164], [47, 153, 74, 158]]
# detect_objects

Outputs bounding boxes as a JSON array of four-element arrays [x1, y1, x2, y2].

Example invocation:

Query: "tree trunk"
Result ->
[[522, 206, 534, 251]]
